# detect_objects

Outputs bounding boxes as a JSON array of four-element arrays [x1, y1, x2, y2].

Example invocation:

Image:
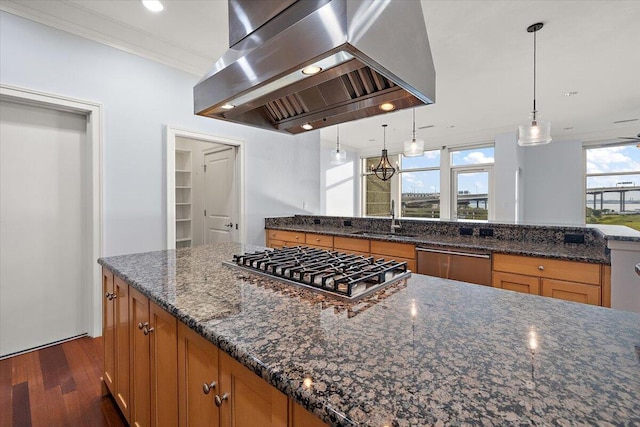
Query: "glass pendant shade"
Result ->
[[403, 137, 425, 157], [330, 125, 347, 165], [330, 148, 346, 164], [372, 124, 396, 181], [403, 108, 425, 157], [518, 23, 552, 147], [517, 115, 552, 146]]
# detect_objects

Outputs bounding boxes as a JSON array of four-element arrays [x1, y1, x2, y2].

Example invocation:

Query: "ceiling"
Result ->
[[3, 0, 639, 154]]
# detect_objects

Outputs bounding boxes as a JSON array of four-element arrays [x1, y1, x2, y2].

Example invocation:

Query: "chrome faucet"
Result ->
[[390, 200, 401, 233]]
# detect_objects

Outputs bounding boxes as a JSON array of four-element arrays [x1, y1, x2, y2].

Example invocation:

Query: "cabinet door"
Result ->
[[305, 233, 333, 249], [150, 302, 178, 427], [178, 323, 219, 427], [114, 277, 131, 422], [218, 351, 288, 427], [290, 401, 329, 427], [130, 287, 151, 427], [102, 268, 116, 395], [541, 279, 601, 306], [492, 271, 540, 295]]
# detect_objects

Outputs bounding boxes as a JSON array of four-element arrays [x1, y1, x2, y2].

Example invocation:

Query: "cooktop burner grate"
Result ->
[[224, 246, 411, 301]]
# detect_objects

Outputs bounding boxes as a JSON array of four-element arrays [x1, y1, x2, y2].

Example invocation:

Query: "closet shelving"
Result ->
[[175, 149, 192, 248]]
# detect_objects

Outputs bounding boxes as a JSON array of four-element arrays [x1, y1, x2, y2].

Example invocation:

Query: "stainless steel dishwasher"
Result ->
[[416, 247, 492, 286]]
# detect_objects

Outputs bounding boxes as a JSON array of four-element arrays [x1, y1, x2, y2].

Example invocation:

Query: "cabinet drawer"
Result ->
[[541, 279, 601, 306], [492, 271, 540, 295], [370, 241, 415, 259], [305, 233, 333, 248], [493, 254, 601, 286], [371, 254, 416, 272], [334, 237, 370, 254], [266, 229, 304, 244]]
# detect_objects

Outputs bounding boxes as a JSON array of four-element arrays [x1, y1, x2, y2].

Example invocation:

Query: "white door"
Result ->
[[203, 147, 237, 244], [0, 101, 87, 357]]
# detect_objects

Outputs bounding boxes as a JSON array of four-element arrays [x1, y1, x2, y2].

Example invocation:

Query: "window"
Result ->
[[585, 143, 640, 231], [450, 146, 494, 220], [401, 150, 441, 218], [362, 145, 494, 220], [363, 155, 396, 217]]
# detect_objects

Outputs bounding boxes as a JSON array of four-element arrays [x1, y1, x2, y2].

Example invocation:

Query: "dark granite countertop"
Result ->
[[98, 243, 639, 426], [266, 224, 610, 264]]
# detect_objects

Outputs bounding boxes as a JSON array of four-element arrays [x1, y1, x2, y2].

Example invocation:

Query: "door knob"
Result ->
[[214, 393, 229, 407], [225, 222, 233, 228]]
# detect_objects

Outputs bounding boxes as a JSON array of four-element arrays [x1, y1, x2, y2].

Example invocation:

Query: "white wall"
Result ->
[[319, 144, 359, 216], [493, 132, 524, 223], [0, 11, 320, 254], [521, 138, 584, 225]]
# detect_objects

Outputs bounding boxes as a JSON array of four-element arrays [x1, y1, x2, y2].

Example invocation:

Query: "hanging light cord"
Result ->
[[412, 108, 417, 140], [532, 28, 537, 121]]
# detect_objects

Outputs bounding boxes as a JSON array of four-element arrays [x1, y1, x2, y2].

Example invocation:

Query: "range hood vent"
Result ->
[[194, 0, 436, 134]]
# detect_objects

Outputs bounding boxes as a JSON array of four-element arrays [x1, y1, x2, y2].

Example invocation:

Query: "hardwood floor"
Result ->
[[0, 337, 127, 427]]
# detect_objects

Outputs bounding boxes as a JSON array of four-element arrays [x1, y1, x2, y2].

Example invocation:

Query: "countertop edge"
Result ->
[[265, 226, 610, 264], [97, 257, 352, 426]]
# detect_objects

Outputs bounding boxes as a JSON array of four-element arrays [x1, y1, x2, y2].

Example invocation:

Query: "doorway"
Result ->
[[0, 86, 102, 358], [166, 127, 244, 249]]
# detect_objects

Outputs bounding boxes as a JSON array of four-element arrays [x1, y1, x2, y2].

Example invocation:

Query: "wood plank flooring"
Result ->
[[0, 337, 127, 427]]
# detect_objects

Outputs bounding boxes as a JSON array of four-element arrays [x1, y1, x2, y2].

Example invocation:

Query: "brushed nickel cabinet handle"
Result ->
[[138, 322, 148, 330], [143, 326, 154, 335], [202, 381, 216, 394], [214, 393, 229, 407]]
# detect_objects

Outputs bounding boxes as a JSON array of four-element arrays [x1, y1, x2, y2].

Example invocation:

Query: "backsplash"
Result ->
[[265, 215, 607, 248]]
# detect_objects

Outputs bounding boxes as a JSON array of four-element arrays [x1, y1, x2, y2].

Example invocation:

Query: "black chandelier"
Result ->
[[371, 124, 396, 181]]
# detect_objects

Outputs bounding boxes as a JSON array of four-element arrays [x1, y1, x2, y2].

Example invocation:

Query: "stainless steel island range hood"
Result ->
[[194, 0, 436, 134]]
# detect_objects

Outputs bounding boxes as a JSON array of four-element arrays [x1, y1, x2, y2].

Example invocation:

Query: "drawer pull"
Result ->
[[215, 393, 229, 407], [538, 265, 544, 271], [202, 381, 216, 395]]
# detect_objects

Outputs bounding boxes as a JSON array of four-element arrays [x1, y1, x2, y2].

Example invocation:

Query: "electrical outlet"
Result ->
[[313, 219, 321, 225], [459, 227, 473, 236], [564, 234, 585, 244], [479, 228, 494, 237], [344, 220, 352, 227]]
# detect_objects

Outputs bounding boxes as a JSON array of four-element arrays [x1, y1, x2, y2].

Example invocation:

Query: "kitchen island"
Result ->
[[99, 242, 640, 426]]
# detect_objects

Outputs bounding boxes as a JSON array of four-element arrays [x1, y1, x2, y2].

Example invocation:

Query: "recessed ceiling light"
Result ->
[[221, 103, 235, 110], [379, 103, 395, 112], [141, 0, 164, 12], [301, 66, 322, 76], [564, 91, 578, 97], [301, 123, 313, 130]]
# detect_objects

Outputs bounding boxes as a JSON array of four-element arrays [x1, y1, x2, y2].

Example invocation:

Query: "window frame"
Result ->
[[360, 143, 495, 220], [583, 140, 640, 222]]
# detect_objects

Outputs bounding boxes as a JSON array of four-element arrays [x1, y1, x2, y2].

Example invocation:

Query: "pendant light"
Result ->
[[517, 22, 552, 146], [403, 108, 425, 157], [330, 125, 347, 165], [371, 124, 396, 181]]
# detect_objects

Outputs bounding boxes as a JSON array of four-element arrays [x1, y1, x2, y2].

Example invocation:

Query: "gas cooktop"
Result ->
[[224, 246, 411, 301]]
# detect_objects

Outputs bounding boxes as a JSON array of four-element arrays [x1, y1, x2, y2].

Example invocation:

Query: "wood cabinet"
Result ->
[[266, 229, 305, 248], [304, 233, 333, 249], [177, 322, 220, 427], [219, 351, 288, 427], [333, 236, 370, 256], [177, 323, 292, 427], [103, 268, 116, 395], [370, 240, 416, 271], [492, 254, 606, 306], [103, 270, 331, 427], [114, 276, 131, 422], [130, 288, 179, 427]]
